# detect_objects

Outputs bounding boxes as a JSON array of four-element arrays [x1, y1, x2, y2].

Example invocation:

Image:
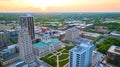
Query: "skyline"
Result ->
[[0, 0, 120, 12]]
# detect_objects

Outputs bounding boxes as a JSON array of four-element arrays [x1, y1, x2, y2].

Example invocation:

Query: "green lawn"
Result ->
[[40, 46, 74, 67], [62, 49, 69, 53], [40, 54, 57, 67], [59, 59, 69, 67], [59, 54, 69, 60]]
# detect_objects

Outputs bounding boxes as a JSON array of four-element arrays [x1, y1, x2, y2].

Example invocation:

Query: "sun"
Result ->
[[40, 5, 47, 11], [29, 0, 62, 11]]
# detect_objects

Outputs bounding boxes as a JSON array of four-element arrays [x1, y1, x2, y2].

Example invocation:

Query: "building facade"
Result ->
[[0, 31, 9, 50], [0, 44, 19, 65], [69, 42, 94, 67], [65, 28, 79, 42], [106, 46, 120, 67], [18, 27, 35, 64], [79, 31, 101, 40], [94, 26, 108, 33], [20, 14, 35, 39]]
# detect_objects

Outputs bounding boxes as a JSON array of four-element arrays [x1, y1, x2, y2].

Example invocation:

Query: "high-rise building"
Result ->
[[20, 14, 35, 39], [65, 28, 79, 42], [69, 42, 94, 67], [18, 27, 34, 64]]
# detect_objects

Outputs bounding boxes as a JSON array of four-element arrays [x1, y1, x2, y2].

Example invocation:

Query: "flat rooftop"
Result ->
[[70, 42, 93, 54], [67, 28, 79, 32], [2, 53, 19, 62], [108, 46, 120, 55], [33, 38, 59, 48], [79, 31, 101, 37]]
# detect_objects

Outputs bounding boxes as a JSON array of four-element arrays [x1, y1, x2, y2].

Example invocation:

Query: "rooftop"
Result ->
[[20, 13, 33, 17], [15, 61, 27, 67], [2, 53, 19, 62], [110, 31, 120, 37], [33, 38, 59, 48], [67, 28, 79, 32], [0, 32, 4, 34], [70, 41, 93, 53], [79, 31, 101, 37], [108, 46, 120, 55]]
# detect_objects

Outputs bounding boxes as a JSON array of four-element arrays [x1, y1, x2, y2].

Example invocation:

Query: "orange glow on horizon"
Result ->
[[0, 0, 120, 12]]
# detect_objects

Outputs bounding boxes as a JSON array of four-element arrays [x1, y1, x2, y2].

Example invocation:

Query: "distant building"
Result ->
[[41, 27, 49, 32], [95, 26, 108, 33], [69, 42, 94, 67], [18, 27, 35, 64], [79, 31, 101, 40], [106, 46, 120, 66], [0, 31, 9, 50], [110, 31, 120, 38], [65, 28, 79, 42], [48, 30, 65, 38], [20, 14, 35, 39], [7, 29, 18, 39], [75, 24, 93, 31], [0, 24, 14, 31]]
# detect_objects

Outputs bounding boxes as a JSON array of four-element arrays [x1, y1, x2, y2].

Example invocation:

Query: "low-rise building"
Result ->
[[79, 31, 101, 40], [0, 44, 19, 65], [7, 29, 18, 39], [75, 24, 93, 31], [110, 31, 120, 37], [106, 46, 120, 67], [95, 26, 108, 33]]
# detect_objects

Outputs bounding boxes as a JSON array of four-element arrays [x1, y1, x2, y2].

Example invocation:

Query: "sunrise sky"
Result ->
[[0, 0, 120, 12]]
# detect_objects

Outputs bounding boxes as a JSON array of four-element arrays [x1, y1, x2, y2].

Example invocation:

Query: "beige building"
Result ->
[[65, 28, 79, 41]]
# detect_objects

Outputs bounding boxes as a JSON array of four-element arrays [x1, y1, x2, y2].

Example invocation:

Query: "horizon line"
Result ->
[[0, 11, 120, 13]]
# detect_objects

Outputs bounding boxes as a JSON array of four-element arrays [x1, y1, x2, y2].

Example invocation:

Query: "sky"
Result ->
[[0, 0, 120, 12]]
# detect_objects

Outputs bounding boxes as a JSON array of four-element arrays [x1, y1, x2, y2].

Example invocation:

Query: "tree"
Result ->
[[97, 37, 120, 54]]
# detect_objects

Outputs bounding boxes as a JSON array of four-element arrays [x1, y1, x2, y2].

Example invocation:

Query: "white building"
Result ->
[[7, 44, 17, 54], [18, 27, 35, 64], [33, 32, 63, 58], [69, 42, 94, 67]]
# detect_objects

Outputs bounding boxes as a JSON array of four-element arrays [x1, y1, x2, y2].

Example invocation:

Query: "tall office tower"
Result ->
[[20, 13, 35, 39], [18, 27, 34, 64], [65, 28, 79, 42], [69, 42, 94, 67]]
